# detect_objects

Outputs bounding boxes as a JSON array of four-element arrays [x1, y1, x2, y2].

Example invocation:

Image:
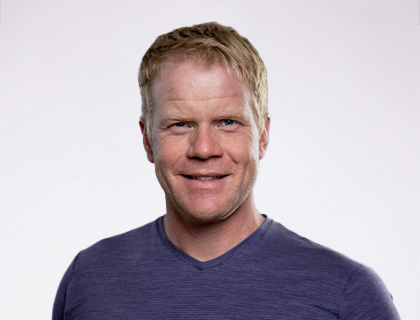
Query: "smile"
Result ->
[[183, 175, 227, 181]]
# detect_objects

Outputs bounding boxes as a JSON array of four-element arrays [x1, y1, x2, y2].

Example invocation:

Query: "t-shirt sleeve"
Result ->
[[339, 264, 400, 319], [52, 257, 77, 320]]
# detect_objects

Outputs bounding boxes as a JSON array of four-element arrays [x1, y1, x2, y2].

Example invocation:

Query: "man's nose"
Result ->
[[187, 126, 223, 160]]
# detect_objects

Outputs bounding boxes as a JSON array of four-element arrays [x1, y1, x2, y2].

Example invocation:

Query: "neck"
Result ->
[[163, 195, 265, 262]]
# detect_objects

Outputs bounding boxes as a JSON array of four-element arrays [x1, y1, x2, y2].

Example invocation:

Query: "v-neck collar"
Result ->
[[156, 215, 272, 270]]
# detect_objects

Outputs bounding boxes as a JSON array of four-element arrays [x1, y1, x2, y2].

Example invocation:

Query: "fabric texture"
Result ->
[[53, 217, 400, 319]]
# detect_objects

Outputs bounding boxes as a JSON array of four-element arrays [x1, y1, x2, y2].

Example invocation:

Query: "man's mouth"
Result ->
[[183, 175, 227, 181]]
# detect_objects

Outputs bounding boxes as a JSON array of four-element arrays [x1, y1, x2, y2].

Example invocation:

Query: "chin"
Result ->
[[175, 201, 236, 225]]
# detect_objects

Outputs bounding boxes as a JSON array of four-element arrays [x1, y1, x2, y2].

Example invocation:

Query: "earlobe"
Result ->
[[259, 116, 270, 160], [140, 121, 154, 163]]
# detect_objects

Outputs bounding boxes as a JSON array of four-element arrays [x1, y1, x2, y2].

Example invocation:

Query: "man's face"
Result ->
[[142, 61, 269, 224]]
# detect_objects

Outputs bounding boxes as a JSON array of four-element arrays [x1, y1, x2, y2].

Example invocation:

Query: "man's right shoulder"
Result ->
[[73, 218, 160, 273]]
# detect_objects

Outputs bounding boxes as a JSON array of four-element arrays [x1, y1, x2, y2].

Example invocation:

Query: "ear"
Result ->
[[259, 116, 270, 160], [139, 120, 154, 163]]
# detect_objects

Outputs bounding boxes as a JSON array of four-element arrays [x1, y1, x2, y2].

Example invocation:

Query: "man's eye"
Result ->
[[222, 120, 236, 126], [173, 122, 187, 127]]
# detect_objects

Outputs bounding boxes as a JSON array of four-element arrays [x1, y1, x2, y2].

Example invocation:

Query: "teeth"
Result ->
[[194, 176, 220, 181]]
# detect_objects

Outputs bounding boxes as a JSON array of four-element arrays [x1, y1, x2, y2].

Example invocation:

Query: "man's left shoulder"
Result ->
[[260, 220, 360, 274], [253, 219, 399, 318]]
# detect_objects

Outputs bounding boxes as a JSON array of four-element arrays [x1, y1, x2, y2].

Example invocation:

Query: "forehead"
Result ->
[[151, 61, 250, 109]]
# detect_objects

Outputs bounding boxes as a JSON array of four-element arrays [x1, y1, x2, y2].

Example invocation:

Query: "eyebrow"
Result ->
[[158, 112, 251, 125], [158, 115, 189, 123], [165, 95, 242, 102]]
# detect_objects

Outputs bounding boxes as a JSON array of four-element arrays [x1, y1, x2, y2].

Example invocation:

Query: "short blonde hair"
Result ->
[[138, 22, 268, 135]]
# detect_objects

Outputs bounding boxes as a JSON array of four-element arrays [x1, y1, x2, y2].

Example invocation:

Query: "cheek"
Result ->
[[225, 133, 260, 163], [153, 137, 187, 167]]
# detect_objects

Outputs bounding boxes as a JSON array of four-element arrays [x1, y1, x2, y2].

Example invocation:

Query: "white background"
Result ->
[[1, 0, 419, 319]]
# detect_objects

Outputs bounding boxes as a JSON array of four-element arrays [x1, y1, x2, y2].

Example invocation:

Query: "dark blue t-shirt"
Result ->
[[53, 217, 400, 319]]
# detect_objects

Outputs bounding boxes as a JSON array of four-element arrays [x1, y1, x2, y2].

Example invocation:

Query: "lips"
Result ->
[[183, 175, 227, 181]]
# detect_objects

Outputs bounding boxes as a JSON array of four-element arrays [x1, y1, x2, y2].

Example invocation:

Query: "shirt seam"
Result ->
[[338, 263, 363, 318]]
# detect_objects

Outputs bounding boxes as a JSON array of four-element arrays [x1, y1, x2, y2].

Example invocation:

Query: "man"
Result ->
[[53, 22, 400, 319]]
